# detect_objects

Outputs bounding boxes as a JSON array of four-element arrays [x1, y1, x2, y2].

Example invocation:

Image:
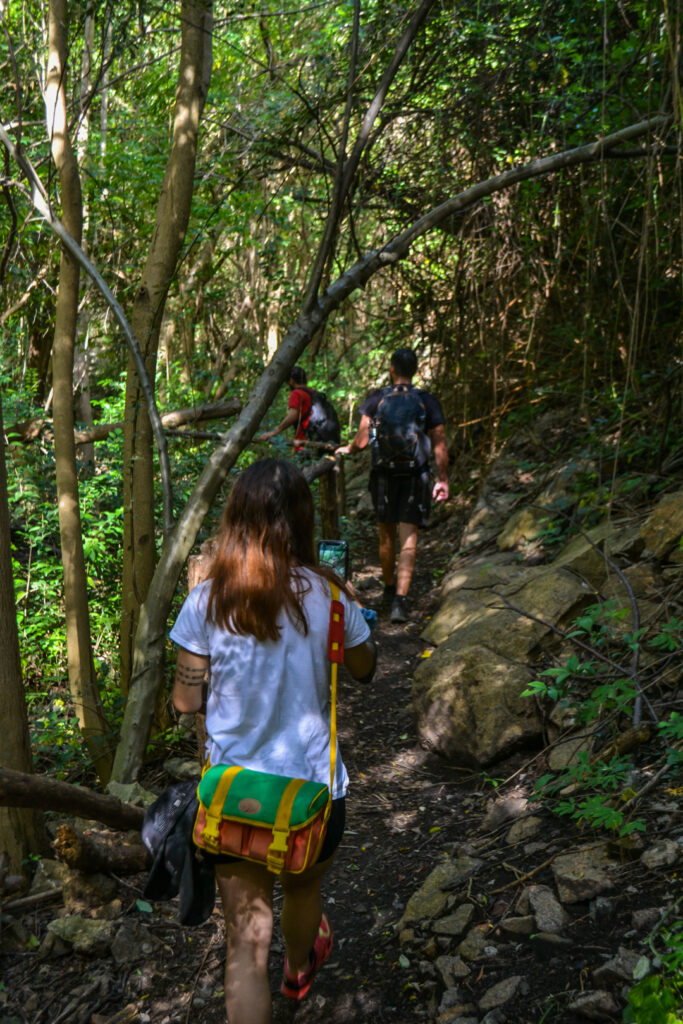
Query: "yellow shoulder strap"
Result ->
[[327, 582, 340, 816]]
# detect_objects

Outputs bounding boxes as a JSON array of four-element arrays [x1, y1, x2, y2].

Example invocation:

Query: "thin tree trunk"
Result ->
[[0, 398, 48, 873], [119, 0, 213, 697], [45, 0, 112, 785]]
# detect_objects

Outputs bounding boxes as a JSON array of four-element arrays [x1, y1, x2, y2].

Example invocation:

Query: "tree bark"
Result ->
[[0, 768, 144, 831], [45, 0, 112, 785], [0, 398, 48, 873], [119, 0, 213, 697], [53, 824, 149, 875]]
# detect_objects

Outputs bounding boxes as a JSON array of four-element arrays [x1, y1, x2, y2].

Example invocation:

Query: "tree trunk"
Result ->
[[45, 0, 112, 785], [0, 398, 48, 873], [119, 0, 213, 697]]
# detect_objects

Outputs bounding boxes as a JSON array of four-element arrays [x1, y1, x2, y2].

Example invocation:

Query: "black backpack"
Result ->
[[371, 384, 427, 472], [303, 388, 341, 444]]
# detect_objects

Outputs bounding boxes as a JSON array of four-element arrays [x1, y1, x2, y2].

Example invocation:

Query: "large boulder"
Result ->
[[640, 488, 683, 558], [414, 568, 592, 765], [412, 641, 539, 767]]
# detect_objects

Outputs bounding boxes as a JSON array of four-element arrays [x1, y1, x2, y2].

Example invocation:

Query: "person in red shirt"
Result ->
[[257, 367, 312, 447]]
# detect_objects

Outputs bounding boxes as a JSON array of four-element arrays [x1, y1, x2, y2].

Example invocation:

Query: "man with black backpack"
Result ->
[[336, 348, 449, 623], [257, 366, 341, 449]]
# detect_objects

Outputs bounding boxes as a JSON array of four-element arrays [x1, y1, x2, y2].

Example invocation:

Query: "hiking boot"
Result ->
[[281, 914, 334, 1001], [380, 583, 396, 608], [390, 595, 409, 623]]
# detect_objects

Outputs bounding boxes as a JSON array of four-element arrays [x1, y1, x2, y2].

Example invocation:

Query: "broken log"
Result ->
[[53, 824, 150, 875], [6, 399, 242, 446], [0, 768, 144, 831]]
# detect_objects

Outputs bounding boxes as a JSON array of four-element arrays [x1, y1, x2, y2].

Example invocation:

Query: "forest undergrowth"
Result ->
[[2, 383, 682, 1024]]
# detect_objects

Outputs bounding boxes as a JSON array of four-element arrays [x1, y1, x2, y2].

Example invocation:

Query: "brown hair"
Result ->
[[207, 458, 322, 642]]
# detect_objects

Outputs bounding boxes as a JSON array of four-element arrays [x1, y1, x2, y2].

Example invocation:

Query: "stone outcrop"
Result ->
[[410, 414, 682, 769]]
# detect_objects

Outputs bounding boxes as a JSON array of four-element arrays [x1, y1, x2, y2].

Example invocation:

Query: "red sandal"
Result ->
[[281, 914, 334, 1000]]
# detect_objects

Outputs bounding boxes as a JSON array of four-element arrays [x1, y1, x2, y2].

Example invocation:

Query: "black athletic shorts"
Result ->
[[369, 467, 431, 528], [199, 797, 346, 868]]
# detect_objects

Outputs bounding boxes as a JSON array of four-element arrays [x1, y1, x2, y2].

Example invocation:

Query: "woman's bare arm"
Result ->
[[344, 639, 377, 683], [173, 648, 210, 713]]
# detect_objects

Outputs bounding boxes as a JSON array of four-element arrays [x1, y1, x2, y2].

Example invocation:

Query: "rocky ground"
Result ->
[[1, 496, 681, 1024]]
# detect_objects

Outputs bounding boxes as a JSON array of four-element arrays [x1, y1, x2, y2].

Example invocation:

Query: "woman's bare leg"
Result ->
[[279, 857, 335, 972], [216, 861, 275, 1024]]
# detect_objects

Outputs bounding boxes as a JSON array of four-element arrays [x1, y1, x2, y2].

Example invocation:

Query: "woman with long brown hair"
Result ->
[[170, 458, 377, 1024]]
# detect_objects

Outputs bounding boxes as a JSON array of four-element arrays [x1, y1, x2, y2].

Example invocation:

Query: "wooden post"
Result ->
[[319, 468, 338, 538]]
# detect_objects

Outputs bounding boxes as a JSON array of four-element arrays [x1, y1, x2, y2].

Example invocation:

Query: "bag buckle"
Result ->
[[202, 815, 221, 851], [327, 599, 345, 663], [267, 827, 290, 872]]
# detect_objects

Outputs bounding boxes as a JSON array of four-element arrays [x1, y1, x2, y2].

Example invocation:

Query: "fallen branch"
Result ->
[[5, 400, 242, 447], [0, 768, 144, 831], [303, 455, 338, 484]]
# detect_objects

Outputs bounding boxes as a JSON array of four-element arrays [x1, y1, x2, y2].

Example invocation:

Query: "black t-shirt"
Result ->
[[359, 384, 445, 469]]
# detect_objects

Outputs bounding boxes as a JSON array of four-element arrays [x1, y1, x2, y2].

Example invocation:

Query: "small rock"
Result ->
[[46, 916, 115, 957], [567, 989, 619, 1020], [482, 792, 529, 831], [399, 857, 483, 929], [552, 846, 615, 903], [592, 947, 641, 987], [631, 907, 661, 931], [499, 915, 535, 936], [457, 924, 492, 961], [527, 884, 570, 933], [433, 903, 475, 937], [435, 956, 462, 989], [162, 757, 201, 780], [105, 780, 157, 807], [640, 839, 679, 870], [481, 1009, 509, 1024], [438, 988, 465, 1012], [478, 975, 525, 1010], [505, 816, 542, 845]]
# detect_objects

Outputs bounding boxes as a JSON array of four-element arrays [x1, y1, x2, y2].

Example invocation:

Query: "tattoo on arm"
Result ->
[[176, 663, 209, 687]]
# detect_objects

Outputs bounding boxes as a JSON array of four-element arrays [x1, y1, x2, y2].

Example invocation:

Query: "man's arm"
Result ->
[[173, 648, 210, 713], [336, 413, 372, 456], [256, 407, 300, 443], [429, 423, 449, 502]]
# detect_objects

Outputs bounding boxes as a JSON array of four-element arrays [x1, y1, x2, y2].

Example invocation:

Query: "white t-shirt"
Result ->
[[169, 569, 370, 798]]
